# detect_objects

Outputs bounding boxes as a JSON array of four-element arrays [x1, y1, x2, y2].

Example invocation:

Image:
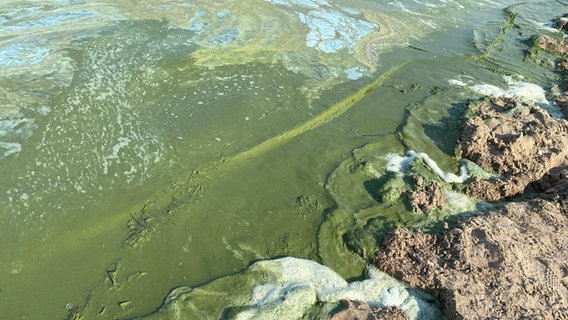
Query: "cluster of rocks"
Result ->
[[374, 197, 568, 319], [457, 96, 568, 202], [404, 176, 445, 213], [368, 15, 568, 320]]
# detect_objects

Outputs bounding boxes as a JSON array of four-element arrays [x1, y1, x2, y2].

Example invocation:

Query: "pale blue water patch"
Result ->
[[0, 9, 98, 31], [345, 67, 364, 80], [150, 0, 385, 96], [302, 10, 377, 53], [217, 9, 231, 19], [186, 16, 205, 32], [0, 7, 38, 25], [0, 141, 20, 158], [195, 8, 209, 18], [186, 8, 211, 32], [0, 45, 49, 67], [208, 27, 240, 46], [340, 7, 361, 15], [270, 1, 378, 54], [54, 0, 89, 4], [0, 45, 78, 163], [0, 41, 56, 160], [266, 0, 332, 9], [0, 99, 39, 159]]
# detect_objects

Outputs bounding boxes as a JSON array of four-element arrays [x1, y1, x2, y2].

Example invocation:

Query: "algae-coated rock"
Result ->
[[376, 173, 408, 205]]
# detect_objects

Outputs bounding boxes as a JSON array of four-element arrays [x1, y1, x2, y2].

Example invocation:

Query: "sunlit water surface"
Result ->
[[0, 0, 565, 318]]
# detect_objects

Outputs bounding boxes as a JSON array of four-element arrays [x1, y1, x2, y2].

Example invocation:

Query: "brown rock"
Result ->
[[529, 166, 568, 204], [557, 57, 568, 73], [456, 97, 568, 201], [535, 34, 568, 55], [330, 300, 410, 320], [555, 17, 568, 33], [374, 198, 568, 320], [405, 176, 445, 212], [555, 92, 568, 119]]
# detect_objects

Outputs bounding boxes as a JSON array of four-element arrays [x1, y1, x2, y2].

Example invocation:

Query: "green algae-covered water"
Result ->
[[0, 0, 566, 318]]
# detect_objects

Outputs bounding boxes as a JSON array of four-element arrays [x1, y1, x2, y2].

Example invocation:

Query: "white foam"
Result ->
[[388, 1, 425, 16], [448, 79, 467, 87], [505, 81, 548, 104], [471, 81, 549, 104], [244, 257, 442, 319], [451, 76, 564, 117], [418, 151, 469, 183], [385, 153, 415, 173], [452, 75, 550, 105], [445, 190, 477, 213], [385, 150, 469, 183]]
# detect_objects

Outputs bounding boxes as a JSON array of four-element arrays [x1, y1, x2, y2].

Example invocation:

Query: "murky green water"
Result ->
[[0, 0, 566, 318]]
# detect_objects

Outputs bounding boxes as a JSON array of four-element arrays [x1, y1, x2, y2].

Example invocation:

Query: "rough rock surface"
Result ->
[[535, 34, 568, 55], [375, 72, 568, 320], [371, 16, 568, 320], [330, 300, 410, 320], [555, 16, 568, 32], [374, 95, 568, 320], [530, 167, 568, 204], [456, 96, 568, 201], [374, 197, 568, 320], [405, 175, 445, 212], [555, 91, 568, 118]]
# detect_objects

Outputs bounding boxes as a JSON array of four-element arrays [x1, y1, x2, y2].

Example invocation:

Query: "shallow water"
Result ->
[[0, 0, 565, 318]]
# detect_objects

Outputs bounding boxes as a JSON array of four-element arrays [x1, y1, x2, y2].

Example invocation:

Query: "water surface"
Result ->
[[0, 0, 565, 318]]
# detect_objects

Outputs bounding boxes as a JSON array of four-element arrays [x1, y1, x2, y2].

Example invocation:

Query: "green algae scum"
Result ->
[[0, 0, 566, 319]]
